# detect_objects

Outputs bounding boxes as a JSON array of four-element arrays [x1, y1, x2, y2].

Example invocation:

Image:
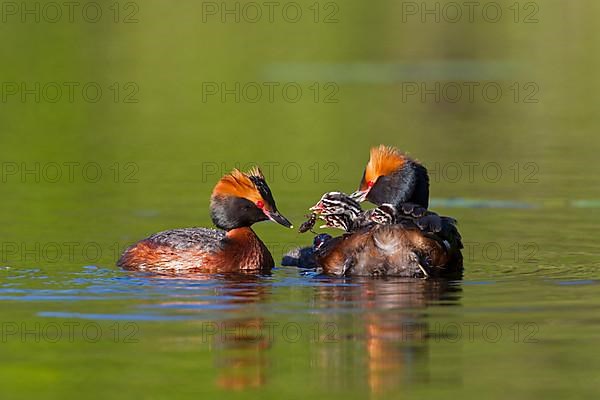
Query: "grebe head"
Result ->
[[309, 192, 362, 218], [308, 192, 362, 231], [312, 233, 332, 251], [210, 167, 293, 230], [351, 145, 409, 206]]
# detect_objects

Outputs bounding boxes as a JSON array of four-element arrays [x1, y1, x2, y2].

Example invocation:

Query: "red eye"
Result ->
[[367, 181, 374, 188], [256, 200, 264, 209]]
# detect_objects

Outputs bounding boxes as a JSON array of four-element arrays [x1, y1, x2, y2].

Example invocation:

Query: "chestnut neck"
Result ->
[[225, 227, 274, 269]]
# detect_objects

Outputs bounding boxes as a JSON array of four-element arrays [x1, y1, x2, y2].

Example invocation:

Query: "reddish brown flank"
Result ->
[[119, 241, 212, 272], [119, 227, 273, 274]]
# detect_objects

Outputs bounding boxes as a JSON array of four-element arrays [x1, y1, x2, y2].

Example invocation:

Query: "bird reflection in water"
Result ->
[[310, 278, 462, 394], [139, 271, 461, 394], [210, 275, 271, 390], [143, 272, 272, 391]]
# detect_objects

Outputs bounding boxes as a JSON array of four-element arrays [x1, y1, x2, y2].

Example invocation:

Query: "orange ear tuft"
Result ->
[[212, 168, 263, 204], [363, 145, 406, 186]]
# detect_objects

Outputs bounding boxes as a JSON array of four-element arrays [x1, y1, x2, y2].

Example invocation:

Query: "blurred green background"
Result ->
[[1, 0, 599, 399]]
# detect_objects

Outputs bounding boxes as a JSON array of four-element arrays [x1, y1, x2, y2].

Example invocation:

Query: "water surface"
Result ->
[[1, 1, 599, 398]]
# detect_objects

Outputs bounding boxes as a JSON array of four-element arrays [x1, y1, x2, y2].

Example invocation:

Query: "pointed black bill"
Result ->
[[266, 210, 293, 229]]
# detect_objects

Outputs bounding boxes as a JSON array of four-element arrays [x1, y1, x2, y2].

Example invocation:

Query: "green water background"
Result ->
[[1, 1, 599, 398]]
